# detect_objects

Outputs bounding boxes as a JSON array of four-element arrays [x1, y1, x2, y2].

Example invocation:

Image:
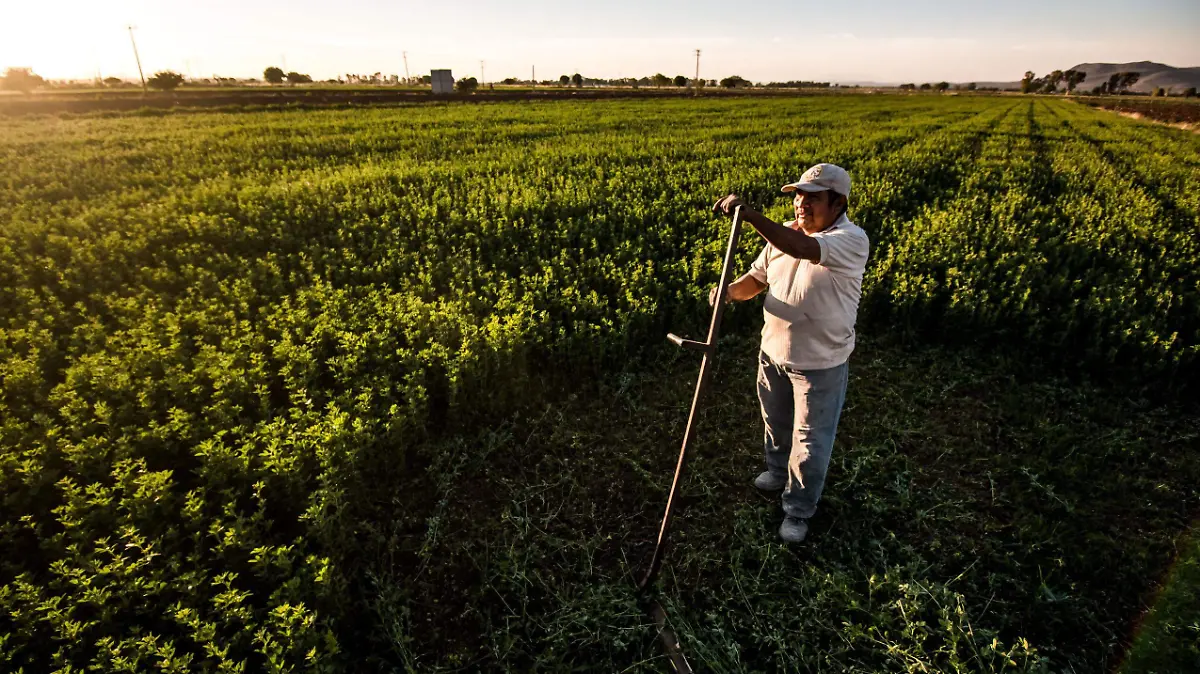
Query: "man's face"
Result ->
[[793, 189, 841, 233]]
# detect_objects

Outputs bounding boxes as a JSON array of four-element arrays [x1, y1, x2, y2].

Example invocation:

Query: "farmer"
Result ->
[[711, 163, 869, 543]]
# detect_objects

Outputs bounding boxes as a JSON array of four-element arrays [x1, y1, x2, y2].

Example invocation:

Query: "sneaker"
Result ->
[[754, 471, 786, 491], [779, 516, 809, 543]]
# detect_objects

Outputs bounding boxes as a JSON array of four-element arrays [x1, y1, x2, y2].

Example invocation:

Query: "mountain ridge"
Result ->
[[840, 62, 1199, 93], [1066, 61, 1200, 93]]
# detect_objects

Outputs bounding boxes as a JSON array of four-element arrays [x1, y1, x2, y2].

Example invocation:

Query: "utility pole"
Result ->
[[694, 49, 701, 91], [480, 60, 485, 85], [402, 51, 410, 83], [128, 26, 147, 94], [92, 46, 102, 86], [532, 65, 535, 87]]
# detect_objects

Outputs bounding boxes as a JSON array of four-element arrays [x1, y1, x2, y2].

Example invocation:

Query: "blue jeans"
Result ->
[[757, 351, 848, 519]]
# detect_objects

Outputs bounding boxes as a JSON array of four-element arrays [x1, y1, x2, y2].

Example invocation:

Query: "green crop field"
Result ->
[[1, 96, 1198, 672]]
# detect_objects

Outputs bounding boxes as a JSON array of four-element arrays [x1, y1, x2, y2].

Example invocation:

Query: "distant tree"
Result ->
[[1064, 69, 1086, 94], [102, 76, 124, 87], [571, 73, 583, 87], [147, 70, 185, 91], [1106, 72, 1122, 95], [559, 74, 570, 87], [720, 75, 749, 88], [1103, 71, 1140, 95], [263, 67, 285, 84], [899, 83, 916, 90], [966, 82, 977, 91], [652, 73, 671, 88], [1040, 69, 1064, 93], [673, 75, 688, 87], [1021, 71, 1036, 94], [919, 82, 932, 90], [455, 76, 478, 92], [501, 77, 518, 85], [1152, 87, 1166, 97], [285, 71, 312, 84], [1, 67, 46, 93], [1185, 87, 1197, 98], [935, 81, 949, 91]]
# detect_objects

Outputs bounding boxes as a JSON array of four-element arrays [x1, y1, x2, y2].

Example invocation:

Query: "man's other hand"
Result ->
[[709, 285, 728, 307]]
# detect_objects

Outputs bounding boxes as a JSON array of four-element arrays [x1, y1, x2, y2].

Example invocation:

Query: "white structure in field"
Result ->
[[431, 70, 454, 94]]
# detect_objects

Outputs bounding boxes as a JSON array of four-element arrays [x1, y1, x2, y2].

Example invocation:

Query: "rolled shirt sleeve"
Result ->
[[748, 244, 771, 284], [813, 225, 870, 277]]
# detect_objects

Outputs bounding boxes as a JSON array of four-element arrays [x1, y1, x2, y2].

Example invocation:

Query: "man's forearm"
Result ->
[[742, 209, 821, 262], [727, 273, 766, 301]]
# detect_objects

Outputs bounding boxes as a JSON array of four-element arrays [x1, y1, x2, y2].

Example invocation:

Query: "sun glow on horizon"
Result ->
[[3, 0, 1198, 85]]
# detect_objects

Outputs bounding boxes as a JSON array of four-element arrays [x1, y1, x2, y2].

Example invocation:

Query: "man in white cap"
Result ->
[[712, 163, 869, 543]]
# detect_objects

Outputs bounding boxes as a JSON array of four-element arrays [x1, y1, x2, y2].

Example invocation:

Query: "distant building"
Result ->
[[431, 70, 454, 94]]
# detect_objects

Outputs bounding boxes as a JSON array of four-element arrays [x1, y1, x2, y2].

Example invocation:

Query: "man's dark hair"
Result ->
[[816, 189, 848, 218], [830, 191, 849, 218]]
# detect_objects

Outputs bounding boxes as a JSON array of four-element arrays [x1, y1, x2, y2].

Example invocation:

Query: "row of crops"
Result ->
[[1, 96, 1198, 670]]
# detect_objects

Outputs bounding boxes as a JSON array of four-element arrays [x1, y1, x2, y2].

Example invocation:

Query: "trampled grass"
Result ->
[[393, 334, 1198, 672], [1, 95, 1198, 671]]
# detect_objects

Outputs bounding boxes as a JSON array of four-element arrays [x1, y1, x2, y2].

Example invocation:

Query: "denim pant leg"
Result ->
[[756, 351, 794, 479], [781, 361, 848, 520]]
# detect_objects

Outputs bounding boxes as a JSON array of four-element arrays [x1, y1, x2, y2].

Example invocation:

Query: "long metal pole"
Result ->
[[636, 206, 742, 674], [402, 51, 410, 82], [128, 26, 146, 94], [694, 49, 701, 89], [638, 205, 742, 592]]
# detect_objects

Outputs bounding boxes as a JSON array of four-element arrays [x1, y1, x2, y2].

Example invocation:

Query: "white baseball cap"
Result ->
[[782, 163, 851, 197]]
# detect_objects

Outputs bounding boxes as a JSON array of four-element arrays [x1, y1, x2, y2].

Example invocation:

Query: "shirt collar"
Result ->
[[825, 212, 850, 232]]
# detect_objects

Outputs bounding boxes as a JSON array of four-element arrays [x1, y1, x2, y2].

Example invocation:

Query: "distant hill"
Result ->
[[1068, 62, 1200, 94], [945, 62, 1200, 94]]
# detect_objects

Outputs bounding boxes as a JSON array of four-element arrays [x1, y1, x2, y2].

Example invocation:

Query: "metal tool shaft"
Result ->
[[639, 205, 743, 592]]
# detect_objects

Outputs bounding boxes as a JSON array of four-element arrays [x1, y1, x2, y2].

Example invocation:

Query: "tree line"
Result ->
[[1021, 69, 1089, 94], [1017, 69, 1195, 97], [7, 65, 1194, 97]]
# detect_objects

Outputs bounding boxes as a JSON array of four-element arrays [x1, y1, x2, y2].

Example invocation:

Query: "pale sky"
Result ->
[[2, 1, 1198, 84]]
